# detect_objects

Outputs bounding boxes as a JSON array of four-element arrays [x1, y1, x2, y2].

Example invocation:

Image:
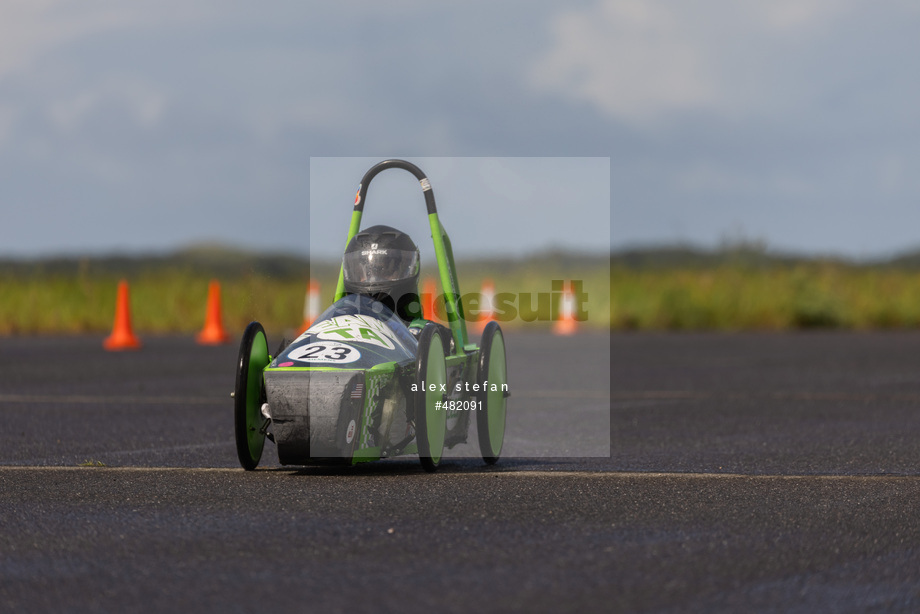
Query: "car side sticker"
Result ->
[[309, 314, 401, 350], [346, 419, 356, 443], [288, 342, 361, 364]]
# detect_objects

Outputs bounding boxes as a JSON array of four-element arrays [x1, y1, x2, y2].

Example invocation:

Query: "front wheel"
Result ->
[[415, 324, 447, 473], [477, 321, 507, 464], [234, 321, 270, 470]]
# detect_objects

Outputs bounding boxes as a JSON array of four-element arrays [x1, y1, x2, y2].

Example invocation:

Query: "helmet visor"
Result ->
[[343, 248, 419, 284]]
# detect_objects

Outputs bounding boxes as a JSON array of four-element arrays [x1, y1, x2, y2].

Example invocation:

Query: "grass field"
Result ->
[[3, 248, 920, 334], [0, 251, 611, 335], [611, 264, 920, 330], [0, 272, 304, 335]]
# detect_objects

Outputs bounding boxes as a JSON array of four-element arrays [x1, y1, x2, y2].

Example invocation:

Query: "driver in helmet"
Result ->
[[342, 225, 423, 324]]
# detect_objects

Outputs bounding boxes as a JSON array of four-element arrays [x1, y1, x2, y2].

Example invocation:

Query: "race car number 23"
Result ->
[[289, 342, 361, 364]]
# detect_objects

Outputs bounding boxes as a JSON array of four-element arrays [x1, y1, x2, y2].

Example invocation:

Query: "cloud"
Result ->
[[529, 1, 715, 124], [47, 78, 168, 132], [0, 2, 135, 81], [0, 1, 231, 85], [528, 0, 865, 125]]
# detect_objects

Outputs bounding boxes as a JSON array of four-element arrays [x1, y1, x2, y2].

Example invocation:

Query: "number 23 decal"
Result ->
[[289, 342, 361, 364]]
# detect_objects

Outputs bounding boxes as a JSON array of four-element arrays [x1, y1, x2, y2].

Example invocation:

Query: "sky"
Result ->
[[1, 1, 919, 259], [309, 157, 609, 260]]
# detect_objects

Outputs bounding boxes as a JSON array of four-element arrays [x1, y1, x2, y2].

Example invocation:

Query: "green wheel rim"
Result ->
[[234, 322, 270, 470], [244, 329, 269, 459], [425, 333, 447, 463], [417, 325, 447, 471], [486, 333, 506, 455], [477, 322, 507, 463]]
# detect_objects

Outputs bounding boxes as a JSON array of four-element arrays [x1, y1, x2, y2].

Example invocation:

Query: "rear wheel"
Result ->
[[416, 324, 447, 473], [477, 321, 507, 464], [234, 321, 270, 470]]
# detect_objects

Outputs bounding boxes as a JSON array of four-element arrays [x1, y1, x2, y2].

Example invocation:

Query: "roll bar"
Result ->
[[333, 160, 468, 352]]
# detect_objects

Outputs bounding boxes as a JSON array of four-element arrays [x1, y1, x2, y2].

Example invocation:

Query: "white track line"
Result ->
[[0, 441, 234, 466], [514, 390, 610, 399], [611, 390, 920, 402], [0, 467, 917, 480], [6, 390, 919, 405], [0, 393, 225, 405]]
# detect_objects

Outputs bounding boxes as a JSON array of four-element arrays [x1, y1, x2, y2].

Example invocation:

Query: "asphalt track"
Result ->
[[2, 331, 920, 612]]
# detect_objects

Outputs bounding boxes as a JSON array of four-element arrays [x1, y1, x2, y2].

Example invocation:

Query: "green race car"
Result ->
[[234, 159, 508, 472]]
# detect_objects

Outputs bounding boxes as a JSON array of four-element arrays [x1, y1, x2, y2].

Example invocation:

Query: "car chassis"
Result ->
[[233, 159, 508, 472]]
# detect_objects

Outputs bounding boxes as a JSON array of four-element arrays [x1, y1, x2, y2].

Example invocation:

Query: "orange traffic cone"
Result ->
[[553, 280, 578, 336], [196, 280, 231, 345], [103, 280, 142, 350], [422, 279, 438, 321], [299, 280, 321, 334], [474, 279, 496, 332]]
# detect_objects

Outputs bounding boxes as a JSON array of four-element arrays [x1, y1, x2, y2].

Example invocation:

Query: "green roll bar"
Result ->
[[333, 159, 469, 353]]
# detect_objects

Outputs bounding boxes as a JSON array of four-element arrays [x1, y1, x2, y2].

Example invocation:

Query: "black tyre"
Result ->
[[234, 321, 270, 470], [477, 321, 507, 464], [416, 323, 447, 473]]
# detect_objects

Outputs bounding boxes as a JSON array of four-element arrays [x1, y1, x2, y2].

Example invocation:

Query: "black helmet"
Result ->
[[343, 225, 421, 321]]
